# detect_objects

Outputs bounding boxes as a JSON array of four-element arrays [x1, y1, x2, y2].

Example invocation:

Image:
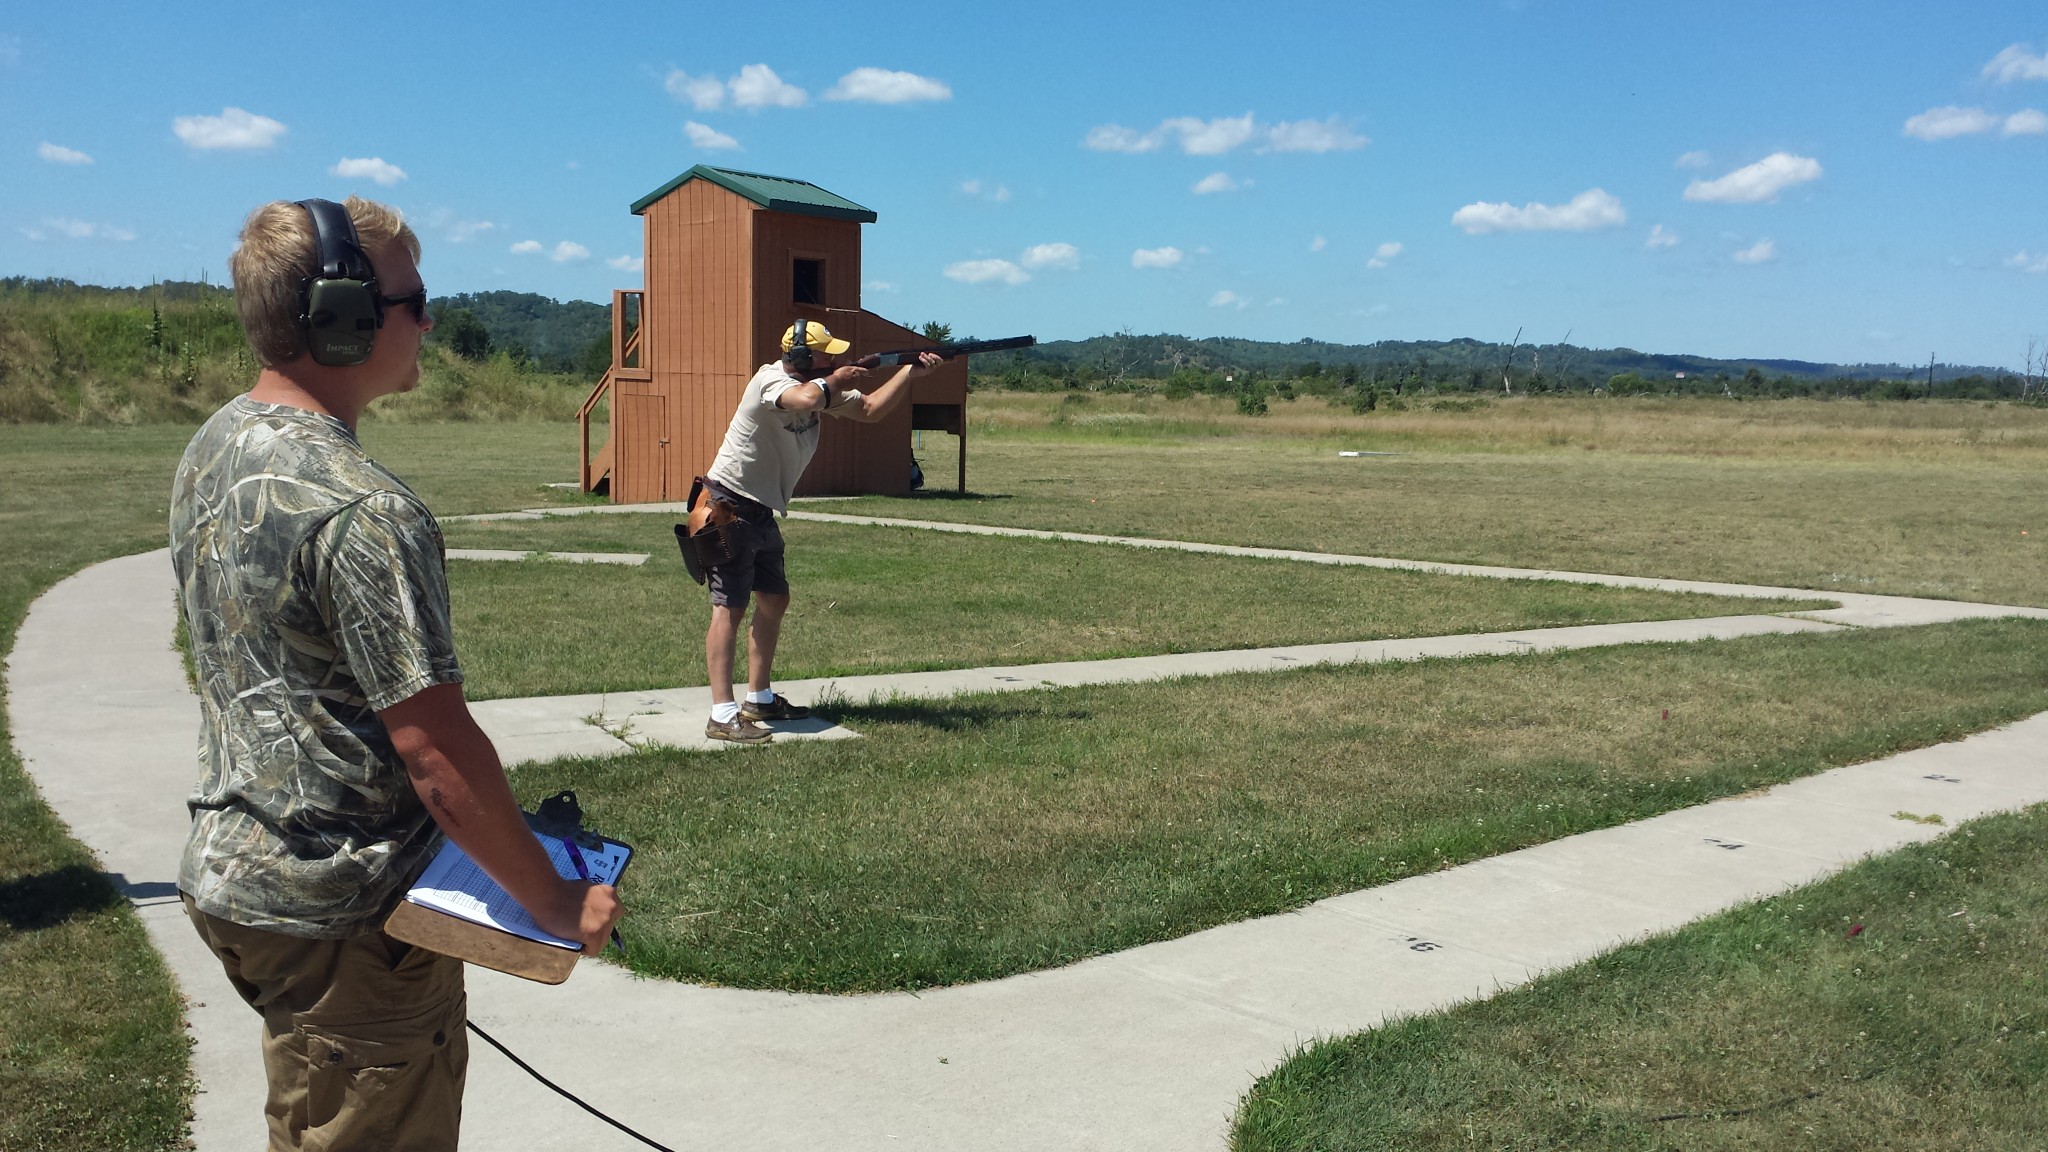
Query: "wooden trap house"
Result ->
[[578, 166, 969, 504]]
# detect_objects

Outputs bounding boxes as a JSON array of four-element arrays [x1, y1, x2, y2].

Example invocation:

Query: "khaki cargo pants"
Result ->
[[184, 896, 467, 1151]]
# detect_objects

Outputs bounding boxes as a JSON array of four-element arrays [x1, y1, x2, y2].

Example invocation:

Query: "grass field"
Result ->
[[3, 394, 2046, 1149], [863, 393, 2048, 607], [1230, 804, 2048, 1150], [439, 514, 1812, 699], [514, 617, 2048, 992]]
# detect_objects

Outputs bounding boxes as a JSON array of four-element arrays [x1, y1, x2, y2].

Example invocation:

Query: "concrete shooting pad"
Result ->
[[10, 537, 2048, 1151]]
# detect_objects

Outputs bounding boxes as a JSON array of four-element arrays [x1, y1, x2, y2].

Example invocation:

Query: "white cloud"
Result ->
[[665, 69, 726, 110], [685, 121, 741, 149], [1191, 172, 1241, 194], [173, 107, 286, 150], [2007, 250, 2048, 273], [729, 64, 806, 108], [2005, 109, 2048, 136], [446, 219, 495, 243], [1675, 150, 1712, 168], [23, 217, 134, 242], [826, 67, 951, 104], [1732, 239, 1777, 264], [1019, 242, 1080, 271], [1903, 106, 1999, 141], [1367, 241, 1403, 268], [1097, 112, 1253, 153], [551, 242, 590, 263], [1262, 116, 1368, 153], [959, 179, 1011, 202], [510, 240, 544, 255], [1452, 188, 1626, 234], [1088, 112, 1357, 156], [1309, 235, 1327, 252], [1131, 246, 1184, 269], [1984, 44, 2048, 84], [331, 156, 407, 185], [1646, 224, 1680, 249], [944, 258, 1029, 286], [865, 279, 899, 294], [1683, 153, 1822, 202], [608, 255, 644, 272], [1084, 124, 1161, 153], [1209, 290, 1248, 308], [1166, 113, 1257, 155], [38, 142, 91, 165]]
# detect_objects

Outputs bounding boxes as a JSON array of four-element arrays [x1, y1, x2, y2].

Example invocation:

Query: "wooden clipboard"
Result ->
[[385, 794, 632, 984], [386, 898, 583, 984]]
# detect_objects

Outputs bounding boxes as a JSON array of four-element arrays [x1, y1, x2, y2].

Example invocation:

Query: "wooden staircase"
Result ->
[[577, 324, 640, 494]]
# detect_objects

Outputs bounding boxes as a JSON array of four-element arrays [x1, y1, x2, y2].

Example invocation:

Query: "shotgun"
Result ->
[[855, 335, 1036, 369]]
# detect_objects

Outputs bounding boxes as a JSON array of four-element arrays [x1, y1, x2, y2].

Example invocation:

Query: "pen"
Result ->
[[559, 835, 627, 957]]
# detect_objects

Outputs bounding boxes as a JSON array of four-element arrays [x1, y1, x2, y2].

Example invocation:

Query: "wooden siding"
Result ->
[[638, 181, 755, 501]]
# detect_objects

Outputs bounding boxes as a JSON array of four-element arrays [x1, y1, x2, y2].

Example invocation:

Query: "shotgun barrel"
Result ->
[[856, 335, 1036, 369]]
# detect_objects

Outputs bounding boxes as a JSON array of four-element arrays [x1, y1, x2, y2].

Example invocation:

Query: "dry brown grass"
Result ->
[[981, 391, 2048, 462]]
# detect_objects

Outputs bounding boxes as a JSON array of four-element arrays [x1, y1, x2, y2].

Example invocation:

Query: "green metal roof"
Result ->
[[630, 165, 877, 222]]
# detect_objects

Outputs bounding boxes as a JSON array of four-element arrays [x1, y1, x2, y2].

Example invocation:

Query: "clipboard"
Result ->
[[385, 791, 632, 984]]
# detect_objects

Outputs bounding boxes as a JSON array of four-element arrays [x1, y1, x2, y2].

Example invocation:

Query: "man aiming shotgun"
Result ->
[[683, 320, 945, 743]]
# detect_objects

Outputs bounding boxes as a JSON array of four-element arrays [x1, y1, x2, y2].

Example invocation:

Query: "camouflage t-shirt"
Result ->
[[170, 396, 462, 938]]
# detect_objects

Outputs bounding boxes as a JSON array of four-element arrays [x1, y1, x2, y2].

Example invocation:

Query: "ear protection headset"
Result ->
[[787, 318, 813, 373], [296, 198, 383, 367]]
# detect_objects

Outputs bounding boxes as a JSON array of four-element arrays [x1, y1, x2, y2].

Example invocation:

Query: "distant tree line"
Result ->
[[427, 291, 610, 375], [965, 330, 2044, 405]]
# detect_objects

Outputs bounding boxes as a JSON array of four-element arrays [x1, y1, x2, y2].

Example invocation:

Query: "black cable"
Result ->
[[466, 1020, 679, 1151]]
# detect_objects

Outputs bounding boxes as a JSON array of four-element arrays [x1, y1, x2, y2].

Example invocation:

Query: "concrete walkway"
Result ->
[[11, 545, 2048, 1151]]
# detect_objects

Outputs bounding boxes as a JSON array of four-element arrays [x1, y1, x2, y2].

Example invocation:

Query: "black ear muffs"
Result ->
[[787, 318, 813, 373], [297, 199, 382, 367]]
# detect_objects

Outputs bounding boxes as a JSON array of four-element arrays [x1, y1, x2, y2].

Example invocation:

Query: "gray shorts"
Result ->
[[707, 513, 788, 607]]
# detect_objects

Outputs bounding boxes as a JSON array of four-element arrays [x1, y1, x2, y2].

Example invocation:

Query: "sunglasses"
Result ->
[[377, 287, 429, 325]]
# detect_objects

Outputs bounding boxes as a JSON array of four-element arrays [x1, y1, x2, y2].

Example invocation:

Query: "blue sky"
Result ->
[[5, 1, 2046, 368]]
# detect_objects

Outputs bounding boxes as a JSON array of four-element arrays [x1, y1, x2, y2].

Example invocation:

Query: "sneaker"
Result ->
[[739, 694, 811, 723], [705, 715, 774, 744]]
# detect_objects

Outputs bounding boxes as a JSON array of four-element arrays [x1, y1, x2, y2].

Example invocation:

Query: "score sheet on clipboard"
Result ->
[[403, 831, 632, 950]]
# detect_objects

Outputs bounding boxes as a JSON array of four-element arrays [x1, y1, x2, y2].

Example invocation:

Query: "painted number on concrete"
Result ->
[[1923, 774, 1962, 783], [1703, 837, 1745, 850], [1406, 938, 1442, 952]]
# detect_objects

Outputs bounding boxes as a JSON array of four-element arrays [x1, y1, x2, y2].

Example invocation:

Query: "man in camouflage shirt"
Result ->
[[173, 197, 622, 1151]]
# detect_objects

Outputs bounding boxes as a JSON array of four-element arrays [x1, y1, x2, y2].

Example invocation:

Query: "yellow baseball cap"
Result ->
[[781, 320, 850, 356]]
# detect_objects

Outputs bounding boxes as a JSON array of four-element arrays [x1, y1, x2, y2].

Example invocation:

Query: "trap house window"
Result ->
[[792, 258, 824, 305]]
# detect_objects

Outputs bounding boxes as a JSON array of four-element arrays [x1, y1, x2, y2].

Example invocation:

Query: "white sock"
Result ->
[[746, 688, 776, 704], [712, 701, 741, 723]]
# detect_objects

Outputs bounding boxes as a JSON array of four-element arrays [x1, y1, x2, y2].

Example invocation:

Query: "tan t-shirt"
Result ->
[[170, 397, 462, 938], [704, 362, 862, 512]]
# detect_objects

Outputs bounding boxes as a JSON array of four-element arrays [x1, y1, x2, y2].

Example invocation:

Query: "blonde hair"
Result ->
[[229, 196, 420, 367]]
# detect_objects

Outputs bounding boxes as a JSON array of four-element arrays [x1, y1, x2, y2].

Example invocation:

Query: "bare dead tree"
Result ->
[[1098, 326, 1140, 389], [1548, 328, 1575, 388], [1500, 327, 1522, 394]]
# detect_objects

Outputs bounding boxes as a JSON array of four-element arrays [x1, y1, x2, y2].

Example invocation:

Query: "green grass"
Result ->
[[440, 514, 1816, 700], [510, 617, 2048, 993], [854, 393, 2048, 607], [0, 426, 197, 1151], [1231, 803, 2048, 1151], [6, 404, 2048, 1148]]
